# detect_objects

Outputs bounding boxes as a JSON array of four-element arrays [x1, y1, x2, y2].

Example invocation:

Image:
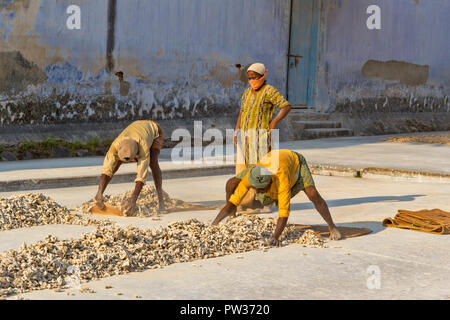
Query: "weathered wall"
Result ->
[[315, 0, 450, 113], [1, 0, 449, 137], [0, 0, 291, 126]]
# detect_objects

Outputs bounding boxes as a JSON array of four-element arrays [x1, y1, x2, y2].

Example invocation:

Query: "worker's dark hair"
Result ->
[[115, 71, 124, 77], [247, 71, 263, 78]]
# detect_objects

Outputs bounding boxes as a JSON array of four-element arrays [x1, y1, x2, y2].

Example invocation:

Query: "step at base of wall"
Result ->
[[301, 128, 354, 140], [291, 120, 342, 129]]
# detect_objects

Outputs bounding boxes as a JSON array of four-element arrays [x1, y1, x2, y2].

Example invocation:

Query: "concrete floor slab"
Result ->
[[1, 174, 449, 300], [1, 132, 449, 185]]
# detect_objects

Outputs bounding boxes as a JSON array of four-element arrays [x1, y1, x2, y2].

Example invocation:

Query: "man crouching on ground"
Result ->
[[211, 149, 342, 246], [94, 120, 166, 216]]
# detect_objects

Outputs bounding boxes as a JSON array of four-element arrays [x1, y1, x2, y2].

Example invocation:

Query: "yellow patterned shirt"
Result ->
[[238, 84, 290, 169], [240, 84, 290, 131]]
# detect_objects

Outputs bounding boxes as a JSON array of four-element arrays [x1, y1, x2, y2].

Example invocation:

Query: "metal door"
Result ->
[[287, 0, 319, 108]]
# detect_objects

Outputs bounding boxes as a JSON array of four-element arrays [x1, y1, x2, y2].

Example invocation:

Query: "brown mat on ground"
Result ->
[[90, 203, 124, 216], [294, 224, 372, 239], [382, 209, 450, 235]]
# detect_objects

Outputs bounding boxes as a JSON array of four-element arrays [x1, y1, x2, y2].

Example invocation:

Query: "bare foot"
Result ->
[[329, 227, 342, 241], [158, 204, 167, 214]]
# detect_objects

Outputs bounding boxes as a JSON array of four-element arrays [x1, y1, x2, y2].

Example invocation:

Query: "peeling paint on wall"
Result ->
[[362, 60, 429, 86], [316, 0, 450, 112], [0, 51, 47, 94], [0, 0, 69, 69], [0, 0, 448, 127], [335, 95, 450, 114], [0, 0, 291, 126], [0, 60, 246, 125]]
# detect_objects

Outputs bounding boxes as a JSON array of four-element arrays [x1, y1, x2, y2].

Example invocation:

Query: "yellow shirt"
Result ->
[[102, 120, 160, 184], [229, 149, 300, 218], [240, 84, 290, 131]]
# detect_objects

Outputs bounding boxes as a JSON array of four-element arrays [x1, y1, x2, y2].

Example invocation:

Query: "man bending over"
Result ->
[[212, 149, 342, 245], [94, 120, 165, 215]]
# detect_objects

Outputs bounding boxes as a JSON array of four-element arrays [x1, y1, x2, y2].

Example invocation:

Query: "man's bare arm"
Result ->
[[121, 181, 144, 216], [131, 181, 144, 202], [212, 202, 237, 226], [95, 161, 122, 209], [269, 105, 292, 130], [269, 217, 288, 247], [150, 148, 165, 212]]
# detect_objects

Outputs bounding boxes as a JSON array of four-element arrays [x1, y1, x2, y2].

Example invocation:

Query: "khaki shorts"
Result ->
[[151, 125, 164, 151], [290, 152, 315, 196]]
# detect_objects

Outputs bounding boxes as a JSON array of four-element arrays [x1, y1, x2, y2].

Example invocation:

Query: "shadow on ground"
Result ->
[[291, 194, 426, 211], [190, 200, 225, 207], [333, 221, 386, 235], [190, 195, 425, 215]]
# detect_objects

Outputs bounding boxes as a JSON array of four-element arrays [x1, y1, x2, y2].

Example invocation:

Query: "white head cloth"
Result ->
[[247, 63, 267, 75]]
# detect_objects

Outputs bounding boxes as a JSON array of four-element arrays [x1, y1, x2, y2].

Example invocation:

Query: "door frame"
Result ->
[[286, 0, 320, 109]]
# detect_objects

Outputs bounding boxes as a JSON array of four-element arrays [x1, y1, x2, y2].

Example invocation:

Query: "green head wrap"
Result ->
[[248, 166, 272, 189]]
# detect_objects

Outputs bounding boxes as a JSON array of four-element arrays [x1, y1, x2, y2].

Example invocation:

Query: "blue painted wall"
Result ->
[[0, 0, 448, 127], [113, 0, 291, 118], [315, 0, 450, 112], [0, 0, 291, 125]]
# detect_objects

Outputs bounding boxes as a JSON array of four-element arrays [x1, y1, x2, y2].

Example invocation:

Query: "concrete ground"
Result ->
[[1, 173, 449, 300], [1, 132, 450, 185]]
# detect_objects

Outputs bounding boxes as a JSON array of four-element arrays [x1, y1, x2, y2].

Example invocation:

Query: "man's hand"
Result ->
[[233, 130, 239, 146], [271, 217, 288, 246], [95, 174, 114, 211], [329, 227, 342, 240], [121, 197, 137, 217], [268, 236, 282, 247], [212, 202, 236, 226], [94, 193, 105, 210], [269, 121, 277, 131]]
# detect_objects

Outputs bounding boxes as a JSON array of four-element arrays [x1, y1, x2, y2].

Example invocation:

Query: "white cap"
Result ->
[[247, 63, 267, 75]]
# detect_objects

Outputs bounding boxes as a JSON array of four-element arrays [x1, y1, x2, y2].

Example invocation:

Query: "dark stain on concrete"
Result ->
[[106, 0, 117, 72], [362, 60, 429, 86], [0, 51, 47, 94]]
